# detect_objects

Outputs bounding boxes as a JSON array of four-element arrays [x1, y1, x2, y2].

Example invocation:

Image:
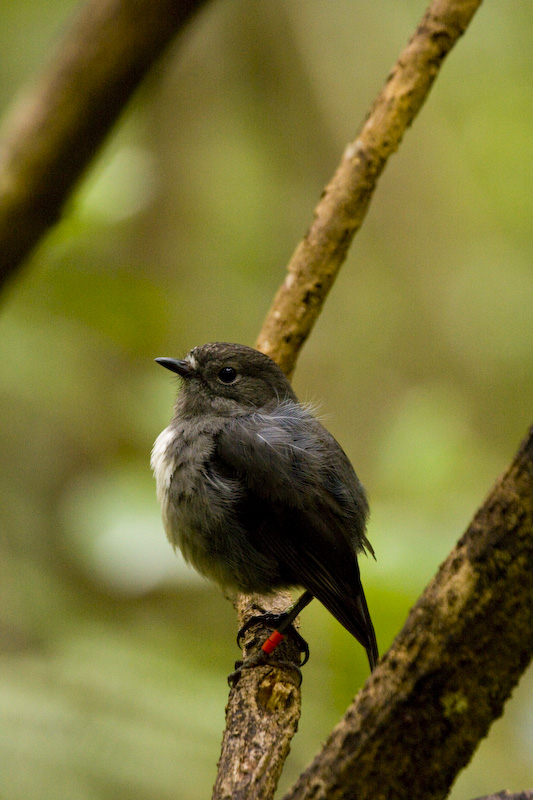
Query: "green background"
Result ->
[[0, 1, 531, 798]]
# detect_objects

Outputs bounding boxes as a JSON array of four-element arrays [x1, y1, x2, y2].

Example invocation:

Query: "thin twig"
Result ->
[[256, 0, 483, 378]]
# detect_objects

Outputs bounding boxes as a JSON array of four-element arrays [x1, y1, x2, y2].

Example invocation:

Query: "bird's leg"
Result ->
[[228, 591, 314, 687], [236, 590, 314, 666]]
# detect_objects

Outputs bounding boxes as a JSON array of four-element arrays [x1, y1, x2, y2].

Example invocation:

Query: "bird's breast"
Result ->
[[151, 423, 217, 507], [151, 425, 177, 505], [151, 423, 242, 578]]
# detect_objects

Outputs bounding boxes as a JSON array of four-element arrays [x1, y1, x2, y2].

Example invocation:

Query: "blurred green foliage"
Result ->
[[0, 1, 532, 798]]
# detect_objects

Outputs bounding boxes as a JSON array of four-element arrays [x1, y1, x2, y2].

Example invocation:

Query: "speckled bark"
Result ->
[[256, 0, 483, 378], [0, 0, 205, 290], [283, 426, 533, 800], [212, 591, 303, 800]]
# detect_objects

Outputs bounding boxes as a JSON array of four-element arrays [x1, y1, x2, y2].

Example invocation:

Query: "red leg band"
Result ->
[[262, 630, 285, 654]]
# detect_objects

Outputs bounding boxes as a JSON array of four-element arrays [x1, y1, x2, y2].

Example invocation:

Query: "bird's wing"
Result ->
[[213, 404, 378, 667]]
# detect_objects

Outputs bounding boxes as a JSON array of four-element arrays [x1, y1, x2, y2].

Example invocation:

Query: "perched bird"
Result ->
[[151, 342, 378, 672]]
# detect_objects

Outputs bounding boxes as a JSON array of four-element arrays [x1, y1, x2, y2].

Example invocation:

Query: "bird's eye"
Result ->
[[218, 366, 237, 384]]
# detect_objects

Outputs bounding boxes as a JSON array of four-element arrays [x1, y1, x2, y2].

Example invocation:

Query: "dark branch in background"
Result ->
[[216, 1, 486, 797], [0, 0, 207, 293], [284, 425, 533, 800]]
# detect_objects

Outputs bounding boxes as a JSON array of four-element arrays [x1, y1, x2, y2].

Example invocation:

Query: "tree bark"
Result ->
[[283, 426, 533, 800], [212, 592, 303, 800], [0, 0, 206, 292], [256, 0, 483, 378]]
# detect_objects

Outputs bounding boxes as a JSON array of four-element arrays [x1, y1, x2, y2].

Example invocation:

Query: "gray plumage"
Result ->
[[151, 342, 378, 670]]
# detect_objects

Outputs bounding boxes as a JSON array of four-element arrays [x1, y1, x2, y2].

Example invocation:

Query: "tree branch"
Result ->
[[284, 425, 533, 800], [0, 0, 206, 293], [212, 592, 303, 800], [256, 0, 483, 378]]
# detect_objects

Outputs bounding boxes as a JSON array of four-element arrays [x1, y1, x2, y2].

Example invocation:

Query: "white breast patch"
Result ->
[[151, 426, 175, 504]]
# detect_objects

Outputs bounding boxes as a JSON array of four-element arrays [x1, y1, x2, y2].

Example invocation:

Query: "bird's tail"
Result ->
[[315, 577, 379, 671], [354, 589, 379, 671]]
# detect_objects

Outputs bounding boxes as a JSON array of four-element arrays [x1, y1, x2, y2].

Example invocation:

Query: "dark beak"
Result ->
[[155, 357, 194, 378]]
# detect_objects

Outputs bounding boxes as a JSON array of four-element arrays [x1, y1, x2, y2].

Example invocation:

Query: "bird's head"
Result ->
[[156, 342, 296, 418]]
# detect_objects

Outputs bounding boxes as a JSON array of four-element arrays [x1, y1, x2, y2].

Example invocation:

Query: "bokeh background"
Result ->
[[0, 1, 532, 798]]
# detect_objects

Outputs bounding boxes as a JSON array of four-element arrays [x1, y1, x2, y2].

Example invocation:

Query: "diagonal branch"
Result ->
[[284, 425, 533, 800], [256, 0, 483, 378], [0, 0, 206, 293]]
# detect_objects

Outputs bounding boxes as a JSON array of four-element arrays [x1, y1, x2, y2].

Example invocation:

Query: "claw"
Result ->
[[233, 591, 314, 680], [228, 656, 303, 688], [237, 611, 310, 666], [227, 659, 245, 687], [237, 612, 288, 647]]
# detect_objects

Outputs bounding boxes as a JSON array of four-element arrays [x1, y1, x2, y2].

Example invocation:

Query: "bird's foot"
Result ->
[[228, 651, 303, 688], [237, 611, 310, 667]]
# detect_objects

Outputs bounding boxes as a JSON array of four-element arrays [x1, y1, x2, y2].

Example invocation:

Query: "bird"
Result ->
[[151, 342, 378, 674]]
